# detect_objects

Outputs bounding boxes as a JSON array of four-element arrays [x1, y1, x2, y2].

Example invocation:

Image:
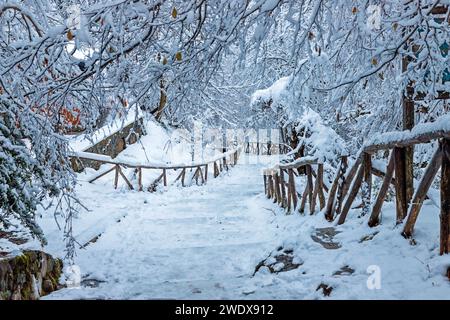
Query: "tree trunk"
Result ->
[[440, 139, 450, 255]]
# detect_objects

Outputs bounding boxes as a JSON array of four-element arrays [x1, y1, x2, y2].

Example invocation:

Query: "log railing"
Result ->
[[263, 157, 324, 214], [244, 141, 291, 155], [263, 122, 450, 255], [70, 148, 241, 192]]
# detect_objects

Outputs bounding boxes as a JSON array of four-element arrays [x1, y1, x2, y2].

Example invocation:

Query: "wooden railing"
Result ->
[[263, 121, 450, 255], [70, 148, 241, 192], [244, 141, 291, 155]]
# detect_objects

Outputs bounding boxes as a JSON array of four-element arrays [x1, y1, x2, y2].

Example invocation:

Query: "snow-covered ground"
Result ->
[[41, 155, 279, 299], [35, 150, 450, 300], [9, 119, 441, 300]]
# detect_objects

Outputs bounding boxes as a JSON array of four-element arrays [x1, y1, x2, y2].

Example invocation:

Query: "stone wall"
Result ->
[[0, 250, 63, 300], [71, 117, 146, 172]]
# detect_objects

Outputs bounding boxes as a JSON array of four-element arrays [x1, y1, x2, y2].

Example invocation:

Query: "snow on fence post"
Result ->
[[440, 139, 450, 255]]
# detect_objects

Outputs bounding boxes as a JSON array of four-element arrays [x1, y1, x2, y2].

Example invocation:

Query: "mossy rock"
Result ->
[[0, 250, 63, 300]]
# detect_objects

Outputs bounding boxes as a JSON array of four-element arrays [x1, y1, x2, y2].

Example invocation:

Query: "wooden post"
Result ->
[[89, 165, 116, 183], [163, 168, 167, 187], [214, 161, 219, 177], [268, 175, 274, 199], [279, 169, 287, 208], [402, 54, 415, 206], [138, 167, 143, 191], [118, 166, 134, 190], [402, 148, 442, 238], [440, 139, 450, 255], [334, 156, 349, 216], [324, 156, 348, 221], [263, 174, 267, 195], [316, 164, 325, 210], [311, 165, 323, 213], [204, 164, 208, 182], [181, 168, 186, 187], [361, 152, 372, 216], [198, 166, 205, 185], [299, 183, 309, 214], [368, 152, 394, 227], [324, 164, 342, 220], [341, 156, 360, 200], [288, 169, 298, 210], [306, 165, 314, 214], [274, 173, 282, 204], [114, 165, 119, 189], [287, 181, 292, 212], [337, 164, 364, 225], [394, 147, 408, 223]]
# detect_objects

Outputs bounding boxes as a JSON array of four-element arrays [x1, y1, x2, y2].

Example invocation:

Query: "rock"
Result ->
[[333, 265, 355, 276], [316, 283, 333, 297], [81, 278, 104, 288], [71, 118, 145, 172], [359, 231, 379, 243], [0, 250, 62, 300], [42, 279, 54, 293], [311, 227, 342, 249], [254, 247, 303, 275]]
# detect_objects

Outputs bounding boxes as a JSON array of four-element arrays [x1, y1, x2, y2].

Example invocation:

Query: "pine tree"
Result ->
[[0, 101, 48, 244]]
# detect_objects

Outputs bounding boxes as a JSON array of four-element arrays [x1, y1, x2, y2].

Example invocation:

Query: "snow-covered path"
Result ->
[[44, 155, 280, 299], [40, 153, 450, 300]]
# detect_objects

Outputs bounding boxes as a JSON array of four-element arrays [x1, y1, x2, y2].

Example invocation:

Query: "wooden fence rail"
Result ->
[[70, 148, 241, 192], [244, 141, 291, 155], [263, 123, 450, 256]]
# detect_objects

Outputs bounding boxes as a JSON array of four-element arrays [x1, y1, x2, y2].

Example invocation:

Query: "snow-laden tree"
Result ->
[[242, 0, 449, 152], [0, 0, 308, 253], [1, 0, 449, 256]]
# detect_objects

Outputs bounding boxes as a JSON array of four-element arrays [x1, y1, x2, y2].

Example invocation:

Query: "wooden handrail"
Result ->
[[263, 156, 318, 173], [70, 147, 241, 170], [363, 115, 450, 153], [70, 147, 241, 192], [262, 118, 450, 256]]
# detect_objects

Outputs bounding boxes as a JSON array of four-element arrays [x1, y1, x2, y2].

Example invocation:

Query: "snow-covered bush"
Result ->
[[293, 108, 347, 165]]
